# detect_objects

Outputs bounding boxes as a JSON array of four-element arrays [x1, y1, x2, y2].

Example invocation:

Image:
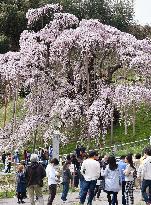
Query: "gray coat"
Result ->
[[101, 165, 121, 192]]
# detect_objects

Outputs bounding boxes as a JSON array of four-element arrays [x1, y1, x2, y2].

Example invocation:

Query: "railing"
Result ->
[[94, 137, 151, 154]]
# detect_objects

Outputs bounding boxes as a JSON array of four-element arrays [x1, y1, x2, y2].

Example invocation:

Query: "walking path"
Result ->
[[0, 189, 144, 205]]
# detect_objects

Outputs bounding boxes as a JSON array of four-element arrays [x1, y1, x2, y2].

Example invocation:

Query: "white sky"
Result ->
[[134, 0, 151, 25]]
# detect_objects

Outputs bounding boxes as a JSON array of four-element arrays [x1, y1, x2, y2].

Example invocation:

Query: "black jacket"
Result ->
[[25, 162, 46, 187]]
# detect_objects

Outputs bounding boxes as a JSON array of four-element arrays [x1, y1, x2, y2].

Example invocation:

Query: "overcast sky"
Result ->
[[134, 0, 151, 25]]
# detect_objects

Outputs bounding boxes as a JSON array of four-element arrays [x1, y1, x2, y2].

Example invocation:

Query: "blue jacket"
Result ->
[[118, 160, 127, 182], [16, 172, 26, 193]]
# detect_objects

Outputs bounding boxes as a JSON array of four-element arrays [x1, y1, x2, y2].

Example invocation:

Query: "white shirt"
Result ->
[[124, 164, 135, 182], [142, 156, 151, 180], [81, 158, 100, 181], [46, 164, 57, 185]]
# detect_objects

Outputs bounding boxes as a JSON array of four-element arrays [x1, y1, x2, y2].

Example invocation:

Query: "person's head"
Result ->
[[125, 154, 135, 169], [83, 153, 88, 160], [120, 155, 126, 161], [98, 155, 102, 161], [50, 158, 59, 166], [94, 152, 99, 160], [63, 161, 71, 170], [125, 154, 132, 163], [108, 155, 117, 170], [30, 154, 39, 163], [34, 149, 38, 154], [66, 154, 71, 161], [18, 165, 24, 172], [135, 153, 141, 159], [89, 150, 97, 158], [20, 160, 26, 167], [71, 154, 76, 159], [144, 146, 151, 157]]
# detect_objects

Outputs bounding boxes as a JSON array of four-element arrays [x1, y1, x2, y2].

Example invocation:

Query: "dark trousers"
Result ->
[[5, 162, 11, 173], [80, 180, 96, 205], [2, 161, 5, 169], [61, 182, 69, 201], [122, 181, 126, 205], [94, 185, 101, 198], [74, 173, 79, 188], [17, 192, 24, 202], [142, 179, 151, 203], [107, 191, 118, 205], [47, 184, 57, 205]]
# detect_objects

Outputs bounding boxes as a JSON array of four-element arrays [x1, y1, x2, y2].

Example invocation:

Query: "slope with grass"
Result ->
[[0, 101, 151, 155], [60, 106, 151, 155]]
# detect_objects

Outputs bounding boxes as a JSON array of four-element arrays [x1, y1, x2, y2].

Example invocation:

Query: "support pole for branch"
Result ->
[[32, 129, 38, 153], [32, 75, 39, 153], [124, 106, 128, 135], [110, 110, 114, 144], [3, 85, 8, 128], [85, 57, 90, 148], [12, 87, 18, 134], [132, 101, 136, 136]]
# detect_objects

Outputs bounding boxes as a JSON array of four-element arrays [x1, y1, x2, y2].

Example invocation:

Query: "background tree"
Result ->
[[0, 0, 50, 52], [129, 24, 151, 40], [0, 0, 136, 53]]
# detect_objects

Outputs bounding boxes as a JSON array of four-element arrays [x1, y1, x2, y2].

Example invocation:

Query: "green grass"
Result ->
[[105, 105, 151, 144], [0, 191, 15, 199], [60, 105, 151, 155]]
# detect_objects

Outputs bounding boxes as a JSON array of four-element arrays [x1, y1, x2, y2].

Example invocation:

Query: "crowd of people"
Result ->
[[1, 145, 53, 173], [1, 144, 151, 205]]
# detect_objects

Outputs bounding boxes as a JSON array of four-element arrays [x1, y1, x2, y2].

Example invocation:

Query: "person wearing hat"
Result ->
[[25, 154, 46, 205]]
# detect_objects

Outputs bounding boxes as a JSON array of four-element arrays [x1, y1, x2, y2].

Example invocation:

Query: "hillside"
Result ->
[[0, 101, 151, 155], [60, 105, 151, 155]]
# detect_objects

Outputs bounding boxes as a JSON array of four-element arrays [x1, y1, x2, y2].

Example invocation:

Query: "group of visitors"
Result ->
[[1, 145, 53, 173], [1, 145, 151, 205]]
